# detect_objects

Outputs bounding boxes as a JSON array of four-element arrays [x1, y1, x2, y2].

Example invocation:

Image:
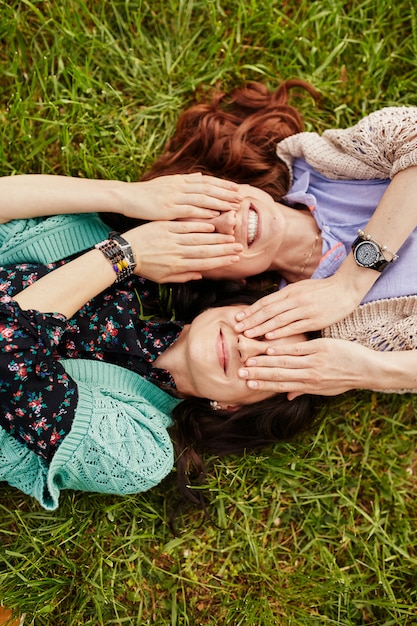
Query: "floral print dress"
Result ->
[[0, 260, 183, 463]]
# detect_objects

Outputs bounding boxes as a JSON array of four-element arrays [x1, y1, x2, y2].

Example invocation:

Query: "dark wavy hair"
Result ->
[[168, 288, 323, 507], [171, 392, 321, 506]]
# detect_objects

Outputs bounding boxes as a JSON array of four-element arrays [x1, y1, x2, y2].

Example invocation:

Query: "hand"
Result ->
[[234, 275, 360, 339], [123, 173, 242, 221], [237, 338, 374, 399], [124, 220, 243, 283]]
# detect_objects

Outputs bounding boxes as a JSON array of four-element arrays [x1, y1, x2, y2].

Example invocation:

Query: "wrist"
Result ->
[[94, 180, 133, 215], [94, 232, 136, 283], [112, 180, 148, 219], [351, 229, 399, 272], [336, 253, 380, 307]]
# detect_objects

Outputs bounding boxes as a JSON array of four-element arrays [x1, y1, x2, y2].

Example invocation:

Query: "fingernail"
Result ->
[[235, 322, 244, 331], [247, 380, 259, 389], [235, 312, 245, 321], [238, 368, 249, 378], [246, 358, 256, 366]]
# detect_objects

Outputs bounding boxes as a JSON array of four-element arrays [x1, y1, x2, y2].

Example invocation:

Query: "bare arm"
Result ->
[[13, 247, 116, 317], [12, 217, 244, 314], [0, 173, 241, 223]]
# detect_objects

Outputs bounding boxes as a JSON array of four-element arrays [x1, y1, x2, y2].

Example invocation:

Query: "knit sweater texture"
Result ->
[[277, 106, 417, 182], [277, 106, 417, 393], [0, 213, 180, 508]]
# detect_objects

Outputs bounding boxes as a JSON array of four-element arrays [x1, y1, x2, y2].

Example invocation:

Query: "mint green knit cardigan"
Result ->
[[0, 213, 180, 509]]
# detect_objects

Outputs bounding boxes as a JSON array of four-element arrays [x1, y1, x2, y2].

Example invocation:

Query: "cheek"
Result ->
[[231, 253, 273, 278], [245, 386, 275, 403], [202, 263, 250, 281], [223, 380, 274, 406], [202, 249, 273, 280]]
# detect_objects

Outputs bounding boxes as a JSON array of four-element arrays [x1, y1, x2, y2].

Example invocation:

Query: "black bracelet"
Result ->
[[95, 232, 136, 283]]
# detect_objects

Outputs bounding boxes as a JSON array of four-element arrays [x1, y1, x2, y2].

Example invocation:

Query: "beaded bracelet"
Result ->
[[95, 232, 136, 283], [356, 229, 399, 262]]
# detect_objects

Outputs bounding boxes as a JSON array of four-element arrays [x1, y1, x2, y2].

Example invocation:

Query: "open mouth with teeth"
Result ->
[[247, 205, 258, 245]]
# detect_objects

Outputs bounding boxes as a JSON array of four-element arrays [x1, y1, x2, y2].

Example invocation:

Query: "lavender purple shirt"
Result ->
[[283, 158, 417, 303]]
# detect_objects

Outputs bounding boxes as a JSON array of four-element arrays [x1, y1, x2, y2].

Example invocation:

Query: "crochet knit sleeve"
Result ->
[[0, 359, 177, 509], [277, 106, 417, 182], [44, 359, 177, 509], [322, 295, 417, 393], [0, 427, 51, 504], [0, 213, 109, 265]]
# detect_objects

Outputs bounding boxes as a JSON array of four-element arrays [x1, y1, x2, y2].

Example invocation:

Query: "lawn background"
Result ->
[[1, 0, 417, 624]]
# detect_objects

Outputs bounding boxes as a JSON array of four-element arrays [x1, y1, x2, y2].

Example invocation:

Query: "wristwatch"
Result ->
[[109, 232, 136, 269], [351, 235, 389, 272]]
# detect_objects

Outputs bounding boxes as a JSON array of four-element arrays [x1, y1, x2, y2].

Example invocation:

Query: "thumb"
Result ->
[[287, 391, 302, 401]]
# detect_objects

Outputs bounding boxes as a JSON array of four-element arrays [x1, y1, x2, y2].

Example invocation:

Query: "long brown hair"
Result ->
[[141, 79, 320, 201], [101, 79, 319, 235]]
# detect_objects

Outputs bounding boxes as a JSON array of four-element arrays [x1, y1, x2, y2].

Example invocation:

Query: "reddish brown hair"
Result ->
[[141, 79, 320, 200]]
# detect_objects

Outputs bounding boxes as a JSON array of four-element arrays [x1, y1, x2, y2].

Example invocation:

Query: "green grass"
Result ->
[[1, 0, 417, 624]]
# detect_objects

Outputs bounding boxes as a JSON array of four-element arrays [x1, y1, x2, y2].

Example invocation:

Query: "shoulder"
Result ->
[[323, 106, 417, 141], [47, 360, 178, 501], [322, 106, 417, 177], [0, 213, 109, 265]]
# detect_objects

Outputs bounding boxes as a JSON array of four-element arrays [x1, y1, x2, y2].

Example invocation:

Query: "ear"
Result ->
[[218, 403, 241, 412]]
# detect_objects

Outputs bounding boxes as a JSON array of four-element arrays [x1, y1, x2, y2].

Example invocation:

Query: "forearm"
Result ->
[[334, 166, 417, 306], [0, 172, 242, 224], [0, 175, 128, 223], [13, 248, 115, 318], [361, 166, 417, 254], [362, 348, 417, 392]]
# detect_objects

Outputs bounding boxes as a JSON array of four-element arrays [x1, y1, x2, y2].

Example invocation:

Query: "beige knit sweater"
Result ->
[[276, 106, 417, 182], [277, 107, 417, 392]]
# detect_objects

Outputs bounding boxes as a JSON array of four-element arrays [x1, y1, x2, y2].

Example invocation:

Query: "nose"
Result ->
[[237, 335, 266, 362], [210, 210, 237, 236]]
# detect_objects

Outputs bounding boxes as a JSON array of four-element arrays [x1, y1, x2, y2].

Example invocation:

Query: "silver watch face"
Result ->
[[121, 245, 135, 265], [354, 240, 379, 267]]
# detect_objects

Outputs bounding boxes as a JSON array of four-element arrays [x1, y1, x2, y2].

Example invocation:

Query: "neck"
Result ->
[[272, 205, 321, 282]]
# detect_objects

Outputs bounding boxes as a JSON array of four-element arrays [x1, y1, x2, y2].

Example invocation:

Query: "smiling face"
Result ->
[[201, 184, 287, 280], [178, 304, 306, 407]]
